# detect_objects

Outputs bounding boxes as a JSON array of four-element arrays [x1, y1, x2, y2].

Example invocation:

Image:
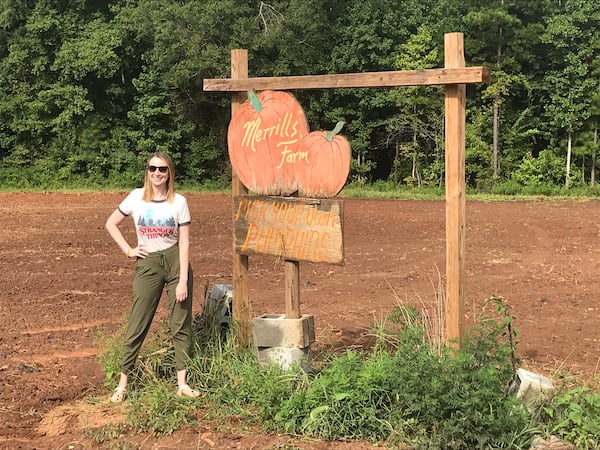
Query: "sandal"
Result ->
[[110, 386, 127, 403], [177, 384, 200, 398]]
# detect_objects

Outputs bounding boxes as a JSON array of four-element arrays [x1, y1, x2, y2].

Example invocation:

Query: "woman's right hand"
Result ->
[[127, 244, 148, 259]]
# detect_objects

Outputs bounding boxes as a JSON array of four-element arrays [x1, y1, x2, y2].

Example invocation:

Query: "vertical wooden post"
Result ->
[[444, 33, 466, 347], [230, 49, 251, 346], [284, 189, 301, 319], [284, 260, 301, 319]]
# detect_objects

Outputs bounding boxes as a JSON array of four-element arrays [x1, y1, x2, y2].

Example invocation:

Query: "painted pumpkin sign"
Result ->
[[227, 90, 310, 196], [296, 122, 351, 198], [227, 90, 351, 197]]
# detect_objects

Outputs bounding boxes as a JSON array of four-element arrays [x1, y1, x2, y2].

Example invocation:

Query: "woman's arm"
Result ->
[[106, 209, 146, 259], [105, 209, 132, 256], [176, 224, 190, 302]]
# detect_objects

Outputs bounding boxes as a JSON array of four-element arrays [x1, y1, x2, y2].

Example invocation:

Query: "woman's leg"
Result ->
[[169, 275, 200, 397], [120, 259, 165, 375], [166, 264, 194, 374]]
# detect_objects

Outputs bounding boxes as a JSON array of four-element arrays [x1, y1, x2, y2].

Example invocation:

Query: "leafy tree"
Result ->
[[0, 0, 599, 192], [388, 25, 444, 187], [584, 91, 600, 185], [541, 0, 599, 187], [461, 1, 547, 186], [320, 0, 439, 182], [511, 148, 566, 187]]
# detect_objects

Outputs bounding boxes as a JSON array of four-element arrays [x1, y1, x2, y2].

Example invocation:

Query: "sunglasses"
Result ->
[[147, 165, 168, 173]]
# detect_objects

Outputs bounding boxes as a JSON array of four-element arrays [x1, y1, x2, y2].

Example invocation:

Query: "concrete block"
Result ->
[[253, 314, 315, 348], [256, 346, 311, 372]]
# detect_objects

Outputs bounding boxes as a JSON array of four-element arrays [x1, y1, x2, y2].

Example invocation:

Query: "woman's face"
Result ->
[[146, 156, 170, 189]]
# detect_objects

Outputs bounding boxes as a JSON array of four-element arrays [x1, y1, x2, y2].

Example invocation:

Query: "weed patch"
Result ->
[[96, 296, 598, 448]]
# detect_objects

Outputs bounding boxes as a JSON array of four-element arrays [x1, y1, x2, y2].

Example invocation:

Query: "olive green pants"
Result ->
[[121, 244, 194, 374]]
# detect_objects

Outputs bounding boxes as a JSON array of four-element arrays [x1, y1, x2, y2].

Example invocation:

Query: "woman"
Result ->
[[105, 152, 200, 402]]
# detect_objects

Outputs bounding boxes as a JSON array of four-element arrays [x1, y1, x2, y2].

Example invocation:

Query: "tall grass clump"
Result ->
[[187, 298, 302, 423], [126, 382, 198, 436], [96, 319, 201, 436], [96, 294, 302, 435], [96, 320, 127, 387]]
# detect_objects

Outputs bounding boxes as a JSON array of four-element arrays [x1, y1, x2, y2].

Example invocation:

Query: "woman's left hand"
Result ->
[[175, 281, 188, 303]]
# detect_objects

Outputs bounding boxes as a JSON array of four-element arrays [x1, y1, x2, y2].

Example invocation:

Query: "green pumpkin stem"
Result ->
[[248, 90, 262, 112], [326, 121, 345, 141]]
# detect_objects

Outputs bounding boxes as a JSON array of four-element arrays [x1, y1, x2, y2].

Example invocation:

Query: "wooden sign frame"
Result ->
[[204, 33, 490, 347]]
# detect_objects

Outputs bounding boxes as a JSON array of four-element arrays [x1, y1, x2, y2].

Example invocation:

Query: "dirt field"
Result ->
[[1, 192, 599, 449]]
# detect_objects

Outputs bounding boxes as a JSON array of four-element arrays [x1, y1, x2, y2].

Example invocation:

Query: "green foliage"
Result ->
[[511, 149, 566, 187], [96, 320, 126, 387], [1, 0, 599, 191], [465, 131, 493, 188], [541, 0, 598, 136], [269, 296, 534, 449], [83, 423, 135, 449], [388, 24, 444, 188], [52, 17, 122, 81], [97, 320, 198, 437], [187, 306, 301, 423], [541, 380, 600, 449], [95, 293, 600, 448], [341, 180, 444, 199], [126, 383, 198, 436], [488, 179, 600, 198]]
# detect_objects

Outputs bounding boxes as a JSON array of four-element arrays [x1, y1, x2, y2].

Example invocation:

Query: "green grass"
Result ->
[[94, 295, 600, 449], [3, 177, 600, 201]]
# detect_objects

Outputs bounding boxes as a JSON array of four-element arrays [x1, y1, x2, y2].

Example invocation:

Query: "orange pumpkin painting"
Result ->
[[296, 122, 351, 198], [227, 90, 310, 195]]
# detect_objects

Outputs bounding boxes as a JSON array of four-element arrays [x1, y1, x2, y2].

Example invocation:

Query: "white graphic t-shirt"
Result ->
[[118, 188, 191, 253]]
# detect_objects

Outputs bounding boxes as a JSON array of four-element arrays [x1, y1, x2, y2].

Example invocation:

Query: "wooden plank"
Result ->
[[284, 260, 301, 319], [204, 66, 490, 92], [230, 49, 252, 347], [233, 196, 344, 265], [285, 189, 301, 320], [444, 33, 466, 347]]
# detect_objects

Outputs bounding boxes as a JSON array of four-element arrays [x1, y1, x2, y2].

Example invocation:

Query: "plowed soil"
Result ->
[[1, 192, 598, 449]]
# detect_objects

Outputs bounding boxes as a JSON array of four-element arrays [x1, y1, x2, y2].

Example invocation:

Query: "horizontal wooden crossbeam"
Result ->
[[203, 67, 490, 92]]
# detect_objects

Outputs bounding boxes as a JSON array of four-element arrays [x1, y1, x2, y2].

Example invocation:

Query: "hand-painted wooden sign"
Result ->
[[227, 90, 351, 198], [295, 122, 351, 198], [233, 195, 344, 264]]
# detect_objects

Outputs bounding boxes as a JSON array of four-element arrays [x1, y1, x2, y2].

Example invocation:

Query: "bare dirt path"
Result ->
[[1, 192, 598, 449]]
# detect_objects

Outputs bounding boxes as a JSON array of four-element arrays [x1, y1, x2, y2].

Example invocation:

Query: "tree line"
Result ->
[[0, 0, 598, 193]]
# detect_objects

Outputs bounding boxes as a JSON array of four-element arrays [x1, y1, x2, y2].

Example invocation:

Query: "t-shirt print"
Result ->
[[137, 204, 177, 240], [118, 188, 190, 252]]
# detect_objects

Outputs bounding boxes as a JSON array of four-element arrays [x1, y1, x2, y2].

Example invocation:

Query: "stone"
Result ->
[[509, 368, 555, 404], [530, 435, 574, 450], [207, 284, 232, 327]]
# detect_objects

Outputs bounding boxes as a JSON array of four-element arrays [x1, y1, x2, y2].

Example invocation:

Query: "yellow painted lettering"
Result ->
[[241, 222, 258, 253]]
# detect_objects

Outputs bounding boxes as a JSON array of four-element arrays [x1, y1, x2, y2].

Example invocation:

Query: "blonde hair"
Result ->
[[142, 152, 176, 202]]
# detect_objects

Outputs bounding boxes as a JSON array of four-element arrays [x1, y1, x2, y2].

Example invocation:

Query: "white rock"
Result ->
[[510, 368, 555, 403]]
